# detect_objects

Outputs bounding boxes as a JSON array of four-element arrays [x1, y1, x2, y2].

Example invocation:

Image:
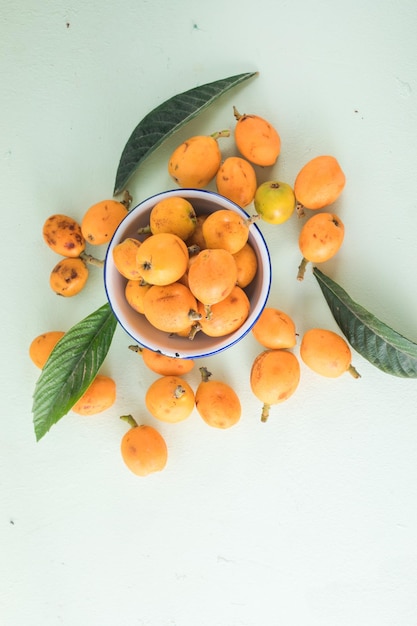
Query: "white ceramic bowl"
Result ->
[[104, 188, 271, 359]]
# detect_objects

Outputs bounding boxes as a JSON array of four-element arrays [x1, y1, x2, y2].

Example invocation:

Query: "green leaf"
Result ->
[[313, 267, 417, 378], [32, 303, 118, 441], [113, 71, 258, 195]]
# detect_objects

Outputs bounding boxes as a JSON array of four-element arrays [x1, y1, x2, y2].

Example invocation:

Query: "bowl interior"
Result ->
[[104, 189, 271, 359]]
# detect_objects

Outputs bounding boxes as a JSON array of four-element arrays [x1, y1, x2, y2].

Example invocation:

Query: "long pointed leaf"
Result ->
[[313, 267, 417, 377], [114, 72, 258, 194], [32, 303, 118, 441]]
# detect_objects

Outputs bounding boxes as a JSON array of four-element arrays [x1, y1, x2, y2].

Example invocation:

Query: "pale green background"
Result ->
[[2, 1, 417, 625]]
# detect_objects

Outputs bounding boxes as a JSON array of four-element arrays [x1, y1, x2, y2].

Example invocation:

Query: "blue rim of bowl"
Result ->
[[104, 188, 272, 359]]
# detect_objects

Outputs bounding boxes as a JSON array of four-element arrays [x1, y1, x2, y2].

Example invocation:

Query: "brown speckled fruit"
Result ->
[[42, 214, 85, 257], [49, 257, 89, 297]]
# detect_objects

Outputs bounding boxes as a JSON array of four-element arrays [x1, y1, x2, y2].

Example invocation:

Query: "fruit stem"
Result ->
[[199, 366, 212, 383], [296, 202, 306, 218], [188, 322, 202, 340], [137, 225, 151, 235], [128, 344, 143, 354], [187, 244, 201, 255], [211, 129, 231, 140], [297, 257, 309, 281], [120, 190, 133, 209], [232, 105, 243, 121], [260, 403, 271, 422], [80, 252, 104, 268], [348, 364, 361, 379], [188, 309, 202, 322], [204, 304, 213, 320], [120, 414, 139, 429], [246, 214, 260, 226], [174, 385, 186, 399]]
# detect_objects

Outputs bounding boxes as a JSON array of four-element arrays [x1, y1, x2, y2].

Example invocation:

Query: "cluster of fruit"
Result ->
[[167, 107, 347, 279], [30, 104, 359, 477], [29, 331, 240, 475], [250, 308, 360, 422], [119, 358, 241, 476], [113, 198, 259, 339], [42, 194, 131, 296]]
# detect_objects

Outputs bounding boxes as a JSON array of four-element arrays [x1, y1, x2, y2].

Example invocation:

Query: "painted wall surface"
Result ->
[[2, 1, 417, 625]]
